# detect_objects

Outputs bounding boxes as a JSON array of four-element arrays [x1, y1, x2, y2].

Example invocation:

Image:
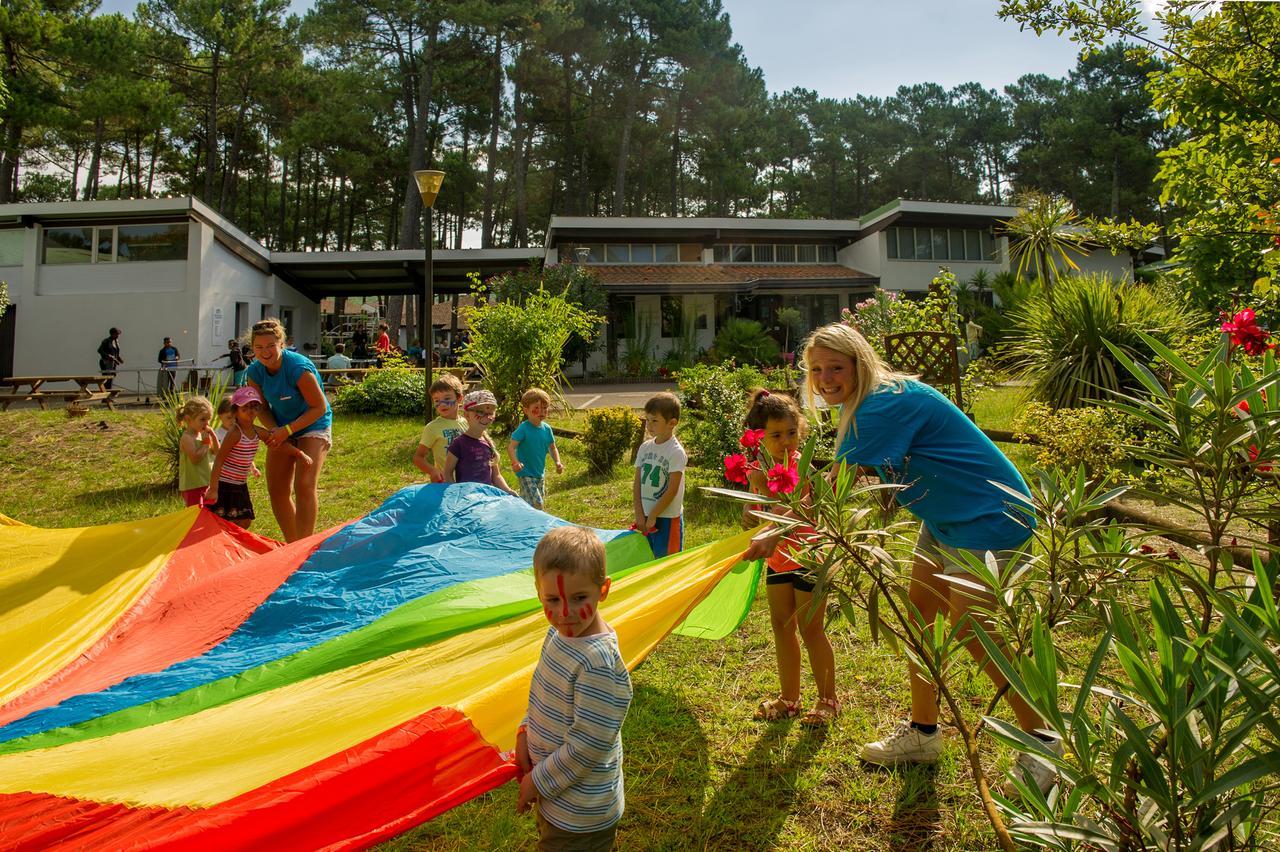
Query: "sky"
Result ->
[[95, 0, 1153, 100]]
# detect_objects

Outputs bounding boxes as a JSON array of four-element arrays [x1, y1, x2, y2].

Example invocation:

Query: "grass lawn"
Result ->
[[1, 393, 1047, 851]]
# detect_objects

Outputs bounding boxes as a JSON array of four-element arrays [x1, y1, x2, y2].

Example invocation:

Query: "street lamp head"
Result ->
[[414, 169, 446, 208], [574, 246, 591, 263]]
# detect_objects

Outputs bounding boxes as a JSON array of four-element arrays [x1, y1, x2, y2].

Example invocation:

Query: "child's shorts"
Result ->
[[209, 481, 255, 522], [535, 810, 617, 852], [518, 475, 546, 509], [181, 486, 207, 507], [765, 527, 818, 593], [646, 516, 683, 558]]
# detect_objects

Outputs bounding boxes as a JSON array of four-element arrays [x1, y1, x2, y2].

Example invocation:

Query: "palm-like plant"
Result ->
[[1003, 274, 1200, 409], [1002, 192, 1089, 304]]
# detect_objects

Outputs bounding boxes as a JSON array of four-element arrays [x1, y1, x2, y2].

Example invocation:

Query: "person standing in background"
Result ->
[[157, 336, 181, 395], [97, 327, 123, 390]]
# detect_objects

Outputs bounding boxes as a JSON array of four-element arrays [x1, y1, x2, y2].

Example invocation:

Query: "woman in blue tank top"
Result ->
[[245, 318, 333, 542], [748, 321, 1060, 794]]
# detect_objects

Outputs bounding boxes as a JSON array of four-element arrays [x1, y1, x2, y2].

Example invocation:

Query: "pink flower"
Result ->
[[1221, 308, 1274, 356], [724, 453, 751, 485], [765, 463, 799, 494], [781, 351, 795, 365], [740, 428, 765, 450]]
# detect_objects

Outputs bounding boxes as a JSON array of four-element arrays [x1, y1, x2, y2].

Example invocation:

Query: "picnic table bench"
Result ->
[[0, 375, 121, 411]]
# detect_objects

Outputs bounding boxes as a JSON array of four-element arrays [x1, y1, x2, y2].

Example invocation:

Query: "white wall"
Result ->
[[10, 225, 201, 383], [1075, 247, 1133, 281], [839, 232, 882, 276]]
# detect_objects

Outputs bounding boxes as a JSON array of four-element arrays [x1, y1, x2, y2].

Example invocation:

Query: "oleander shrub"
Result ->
[[331, 356, 425, 416], [581, 406, 643, 475], [710, 318, 780, 365]]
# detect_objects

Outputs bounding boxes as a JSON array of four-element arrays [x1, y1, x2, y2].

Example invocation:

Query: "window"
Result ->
[[982, 230, 999, 261], [42, 227, 94, 264], [931, 229, 948, 261], [280, 308, 295, 338], [582, 244, 603, 263], [261, 304, 272, 320], [886, 230, 899, 259], [235, 302, 249, 337], [797, 244, 816, 263], [913, 229, 931, 260], [776, 244, 796, 263], [679, 243, 702, 263], [713, 244, 730, 263], [613, 296, 636, 339], [0, 230, 23, 266], [965, 230, 981, 261], [950, 229, 965, 259], [116, 224, 187, 262], [818, 245, 836, 263], [606, 244, 629, 263], [42, 222, 188, 264], [886, 226, 998, 262], [661, 295, 683, 338], [753, 244, 774, 263], [732, 244, 752, 263], [654, 243, 678, 264], [631, 243, 654, 263]]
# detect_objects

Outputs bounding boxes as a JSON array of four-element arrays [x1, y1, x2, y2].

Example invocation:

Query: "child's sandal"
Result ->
[[801, 696, 840, 727], [753, 696, 801, 721]]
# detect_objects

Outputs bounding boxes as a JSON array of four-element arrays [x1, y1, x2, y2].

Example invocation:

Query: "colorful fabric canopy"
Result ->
[[0, 484, 759, 850]]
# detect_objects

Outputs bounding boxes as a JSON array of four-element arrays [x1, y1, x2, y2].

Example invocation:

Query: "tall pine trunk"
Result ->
[[481, 33, 502, 248]]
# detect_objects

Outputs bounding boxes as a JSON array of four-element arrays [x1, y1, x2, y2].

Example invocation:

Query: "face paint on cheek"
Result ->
[[578, 605, 593, 620], [557, 575, 569, 617], [543, 605, 554, 623]]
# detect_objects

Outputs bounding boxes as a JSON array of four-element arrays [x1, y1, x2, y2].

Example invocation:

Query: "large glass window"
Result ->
[[0, 230, 23, 266], [931, 229, 948, 260], [797, 244, 816, 263], [965, 230, 982, 261], [631, 243, 654, 263], [116, 224, 187, 262], [753, 244, 774, 263], [42, 227, 94, 264], [732, 244, 752, 263], [654, 243, 678, 264], [679, 243, 702, 262], [606, 244, 630, 263], [613, 296, 636, 339], [914, 229, 932, 260], [661, 295, 683, 338], [817, 244, 836, 263], [886, 226, 998, 262], [713, 244, 730, 263], [775, 244, 796, 263]]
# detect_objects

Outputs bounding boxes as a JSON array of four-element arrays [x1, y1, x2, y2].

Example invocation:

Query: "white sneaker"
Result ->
[[1007, 734, 1064, 797], [860, 720, 943, 765]]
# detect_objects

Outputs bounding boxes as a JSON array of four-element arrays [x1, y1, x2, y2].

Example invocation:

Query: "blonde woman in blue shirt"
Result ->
[[749, 321, 1060, 795]]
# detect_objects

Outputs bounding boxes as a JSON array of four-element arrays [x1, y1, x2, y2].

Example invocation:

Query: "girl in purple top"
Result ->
[[443, 389, 518, 497]]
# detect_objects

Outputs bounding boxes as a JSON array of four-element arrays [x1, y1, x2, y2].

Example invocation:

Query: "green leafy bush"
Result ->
[[581, 406, 643, 475], [673, 363, 759, 468], [331, 357, 426, 416], [463, 283, 604, 432], [711, 318, 780, 365], [1003, 274, 1201, 409], [1012, 402, 1129, 478], [674, 362, 765, 413]]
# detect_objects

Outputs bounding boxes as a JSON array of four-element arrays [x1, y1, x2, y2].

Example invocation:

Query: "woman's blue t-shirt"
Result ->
[[836, 380, 1033, 550], [245, 349, 333, 436]]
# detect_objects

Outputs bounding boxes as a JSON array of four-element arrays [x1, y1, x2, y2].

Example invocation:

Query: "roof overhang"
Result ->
[[268, 248, 543, 300], [546, 215, 860, 246], [857, 200, 1020, 237], [599, 275, 878, 296]]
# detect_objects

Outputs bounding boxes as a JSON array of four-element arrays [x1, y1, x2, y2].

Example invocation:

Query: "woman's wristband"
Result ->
[[284, 423, 293, 436]]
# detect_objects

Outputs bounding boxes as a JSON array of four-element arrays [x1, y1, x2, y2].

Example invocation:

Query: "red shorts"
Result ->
[[181, 486, 207, 507]]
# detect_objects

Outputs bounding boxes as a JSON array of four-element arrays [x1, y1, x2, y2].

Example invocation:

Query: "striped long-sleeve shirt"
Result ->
[[523, 625, 632, 833]]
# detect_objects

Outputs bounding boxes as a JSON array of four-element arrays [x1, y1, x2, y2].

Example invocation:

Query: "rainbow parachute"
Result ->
[[0, 484, 759, 849]]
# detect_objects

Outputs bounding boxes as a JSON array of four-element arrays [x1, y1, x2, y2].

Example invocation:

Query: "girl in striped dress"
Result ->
[[206, 386, 311, 529]]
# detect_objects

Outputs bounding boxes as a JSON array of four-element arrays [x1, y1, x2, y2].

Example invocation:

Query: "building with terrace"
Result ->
[[0, 196, 1148, 382]]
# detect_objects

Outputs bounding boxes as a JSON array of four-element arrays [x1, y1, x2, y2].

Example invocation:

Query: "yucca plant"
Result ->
[[1003, 275, 1200, 409]]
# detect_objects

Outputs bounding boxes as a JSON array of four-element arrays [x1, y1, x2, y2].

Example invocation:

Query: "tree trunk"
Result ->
[[559, 50, 576, 214], [0, 38, 20, 203], [398, 20, 440, 254], [277, 153, 288, 251], [219, 98, 250, 213], [291, 148, 303, 250], [669, 89, 682, 216], [321, 174, 337, 250], [612, 49, 650, 215], [456, 116, 469, 248], [481, 33, 502, 248], [204, 48, 221, 203], [511, 54, 529, 246], [1110, 150, 1120, 219], [85, 118, 105, 199]]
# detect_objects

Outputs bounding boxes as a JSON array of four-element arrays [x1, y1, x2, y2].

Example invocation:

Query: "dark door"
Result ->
[[0, 305, 13, 379]]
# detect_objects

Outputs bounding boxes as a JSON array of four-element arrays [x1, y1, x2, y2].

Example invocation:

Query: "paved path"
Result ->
[[562, 383, 672, 410]]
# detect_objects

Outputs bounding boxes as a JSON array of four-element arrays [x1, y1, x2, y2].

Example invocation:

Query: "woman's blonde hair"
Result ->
[[251, 318, 286, 343], [175, 395, 213, 424], [800, 322, 912, 447]]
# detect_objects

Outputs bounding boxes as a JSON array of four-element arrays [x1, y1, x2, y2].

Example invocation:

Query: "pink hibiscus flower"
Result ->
[[723, 453, 752, 485], [765, 463, 799, 494]]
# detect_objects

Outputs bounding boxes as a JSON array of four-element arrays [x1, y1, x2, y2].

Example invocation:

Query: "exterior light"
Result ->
[[414, 170, 445, 209]]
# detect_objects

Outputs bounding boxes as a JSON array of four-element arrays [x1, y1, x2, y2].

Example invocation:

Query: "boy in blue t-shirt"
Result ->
[[508, 388, 563, 510]]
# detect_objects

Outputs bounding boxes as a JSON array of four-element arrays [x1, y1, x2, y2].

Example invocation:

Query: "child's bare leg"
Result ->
[[234, 518, 251, 530], [795, 588, 836, 700], [766, 583, 802, 702]]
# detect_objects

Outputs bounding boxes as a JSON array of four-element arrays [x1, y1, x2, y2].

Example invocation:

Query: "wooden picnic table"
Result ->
[[0, 375, 121, 411]]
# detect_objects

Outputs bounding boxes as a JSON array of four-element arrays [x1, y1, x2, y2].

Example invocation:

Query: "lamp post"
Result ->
[[413, 169, 445, 423]]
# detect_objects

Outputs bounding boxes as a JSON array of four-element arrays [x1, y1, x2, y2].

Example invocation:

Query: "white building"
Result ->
[[0, 196, 1150, 383]]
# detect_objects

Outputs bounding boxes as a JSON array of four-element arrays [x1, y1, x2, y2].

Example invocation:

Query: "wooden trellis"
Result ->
[[883, 331, 964, 410]]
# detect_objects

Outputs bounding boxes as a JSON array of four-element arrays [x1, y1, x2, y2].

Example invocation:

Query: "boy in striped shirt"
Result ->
[[516, 525, 633, 850]]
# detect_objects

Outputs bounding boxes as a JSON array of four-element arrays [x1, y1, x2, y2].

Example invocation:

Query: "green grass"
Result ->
[[1, 397, 1052, 851]]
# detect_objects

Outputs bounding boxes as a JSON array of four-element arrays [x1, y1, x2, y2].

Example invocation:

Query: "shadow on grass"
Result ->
[[72, 481, 174, 506], [619, 684, 710, 848], [865, 762, 942, 850], [676, 722, 828, 849]]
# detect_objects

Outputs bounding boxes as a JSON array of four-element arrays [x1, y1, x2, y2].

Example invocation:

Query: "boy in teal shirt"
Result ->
[[508, 388, 563, 510]]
